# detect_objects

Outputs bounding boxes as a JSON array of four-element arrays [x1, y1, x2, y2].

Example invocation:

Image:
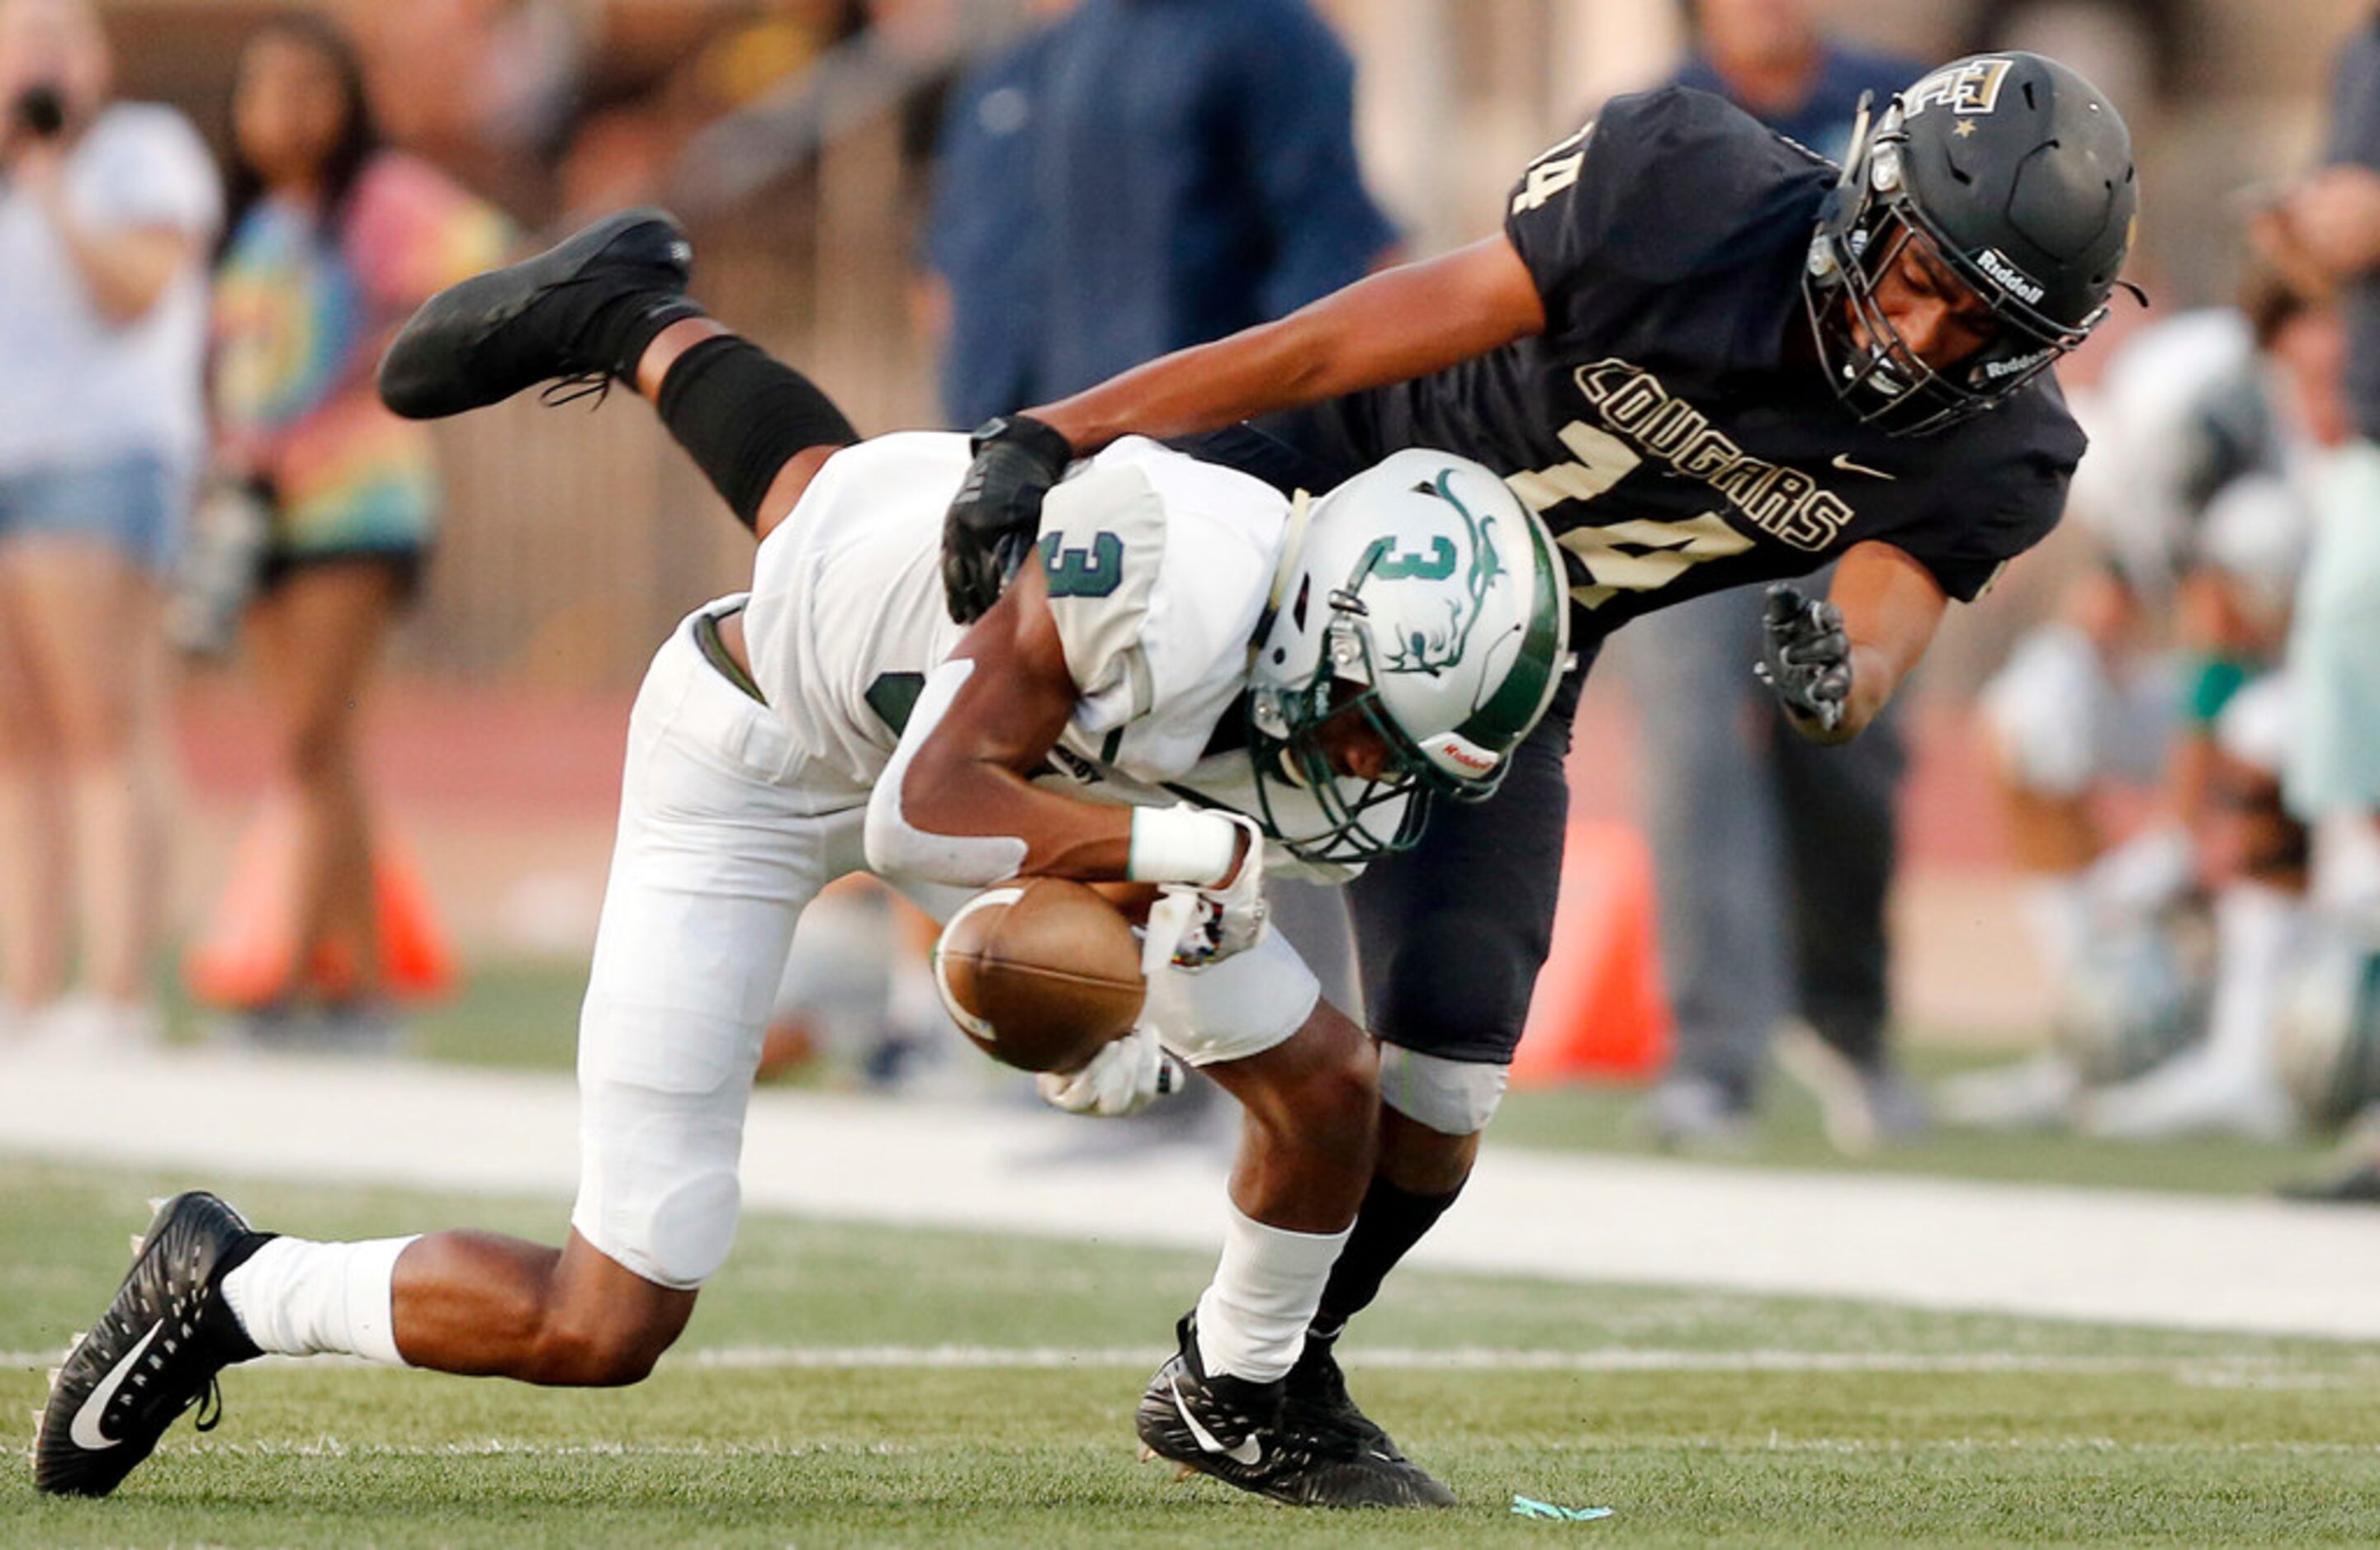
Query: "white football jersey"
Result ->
[[742, 432, 1391, 871]]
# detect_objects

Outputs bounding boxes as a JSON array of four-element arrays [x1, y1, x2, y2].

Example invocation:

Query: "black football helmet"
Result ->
[[1805, 52, 2139, 437]]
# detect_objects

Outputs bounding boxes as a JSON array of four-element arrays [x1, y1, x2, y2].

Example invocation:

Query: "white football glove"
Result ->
[[1034, 1023, 1185, 1118], [1158, 811, 1270, 968]]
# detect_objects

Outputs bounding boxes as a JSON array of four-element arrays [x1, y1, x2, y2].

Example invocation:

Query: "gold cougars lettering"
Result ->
[[1568, 360, 1857, 554]]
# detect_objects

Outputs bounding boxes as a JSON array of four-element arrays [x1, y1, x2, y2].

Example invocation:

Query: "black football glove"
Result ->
[[1755, 583, 1851, 733], [942, 413, 1073, 623]]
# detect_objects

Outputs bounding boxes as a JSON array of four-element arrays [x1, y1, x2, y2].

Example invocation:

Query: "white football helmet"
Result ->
[[2051, 915, 2210, 1085], [2274, 918, 2380, 1131], [1245, 449, 1573, 863]]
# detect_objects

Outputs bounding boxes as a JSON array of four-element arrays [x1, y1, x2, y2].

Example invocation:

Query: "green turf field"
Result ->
[[7, 1160, 2380, 1545]]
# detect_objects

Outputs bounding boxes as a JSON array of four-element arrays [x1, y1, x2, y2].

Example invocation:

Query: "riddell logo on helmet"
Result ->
[[1977, 347, 2051, 382], [1427, 735, 1497, 774], [1974, 248, 2045, 305]]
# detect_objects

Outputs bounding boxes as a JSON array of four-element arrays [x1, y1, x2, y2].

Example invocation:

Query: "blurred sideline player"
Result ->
[[2248, 7, 2380, 1198], [1944, 279, 2340, 1137], [1624, 0, 1927, 1154], [34, 212, 1571, 1507], [938, 52, 2140, 1475]]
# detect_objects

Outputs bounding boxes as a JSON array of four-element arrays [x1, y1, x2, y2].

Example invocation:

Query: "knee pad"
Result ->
[[573, 996, 755, 1288], [1147, 925, 1321, 1067], [1379, 1044, 1507, 1135]]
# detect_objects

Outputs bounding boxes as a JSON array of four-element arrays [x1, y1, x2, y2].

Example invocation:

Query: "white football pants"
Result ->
[[572, 601, 1315, 1288]]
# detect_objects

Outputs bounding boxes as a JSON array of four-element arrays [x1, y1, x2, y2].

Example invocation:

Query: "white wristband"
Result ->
[[1128, 805, 1240, 886]]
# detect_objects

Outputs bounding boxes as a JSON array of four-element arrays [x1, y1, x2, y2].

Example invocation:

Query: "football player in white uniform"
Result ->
[[35, 212, 1570, 1509]]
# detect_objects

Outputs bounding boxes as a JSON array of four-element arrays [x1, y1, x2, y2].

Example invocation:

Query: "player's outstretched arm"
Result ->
[[1033, 235, 1545, 456], [941, 237, 1547, 621], [864, 566, 1248, 892], [1764, 541, 1947, 745]]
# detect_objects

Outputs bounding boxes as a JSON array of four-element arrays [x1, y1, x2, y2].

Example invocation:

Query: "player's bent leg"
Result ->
[[1287, 687, 1574, 1501], [34, 608, 842, 1498], [1138, 996, 1453, 1508], [35, 1201, 703, 1497], [1117, 937, 1414, 1505], [564, 600, 842, 1284], [646, 333, 858, 534], [384, 1228, 695, 1383], [1282, 1048, 1498, 1496], [376, 208, 858, 537], [377, 209, 699, 420]]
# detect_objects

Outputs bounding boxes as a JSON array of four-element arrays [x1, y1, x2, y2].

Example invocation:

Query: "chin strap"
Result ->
[[1247, 487, 1316, 664]]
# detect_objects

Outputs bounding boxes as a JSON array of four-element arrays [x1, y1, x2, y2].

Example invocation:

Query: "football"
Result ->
[[932, 877, 1146, 1073]]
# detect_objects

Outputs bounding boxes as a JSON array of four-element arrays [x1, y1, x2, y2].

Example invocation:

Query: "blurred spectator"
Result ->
[[348, 0, 589, 220], [201, 12, 510, 1046], [920, 0, 1398, 427], [2257, 16, 2380, 852], [2249, 11, 2380, 1196], [0, 0, 218, 1048], [1621, 0, 1925, 1153], [662, 1, 972, 227], [916, 0, 1393, 1133], [1947, 276, 2335, 1140]]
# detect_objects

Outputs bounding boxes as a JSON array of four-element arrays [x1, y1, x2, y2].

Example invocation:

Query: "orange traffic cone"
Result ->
[[1508, 820, 1672, 1085], [369, 825, 461, 1002], [186, 796, 461, 1009]]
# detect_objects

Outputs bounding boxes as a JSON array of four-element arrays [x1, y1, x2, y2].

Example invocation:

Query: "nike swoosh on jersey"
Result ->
[[1171, 1375, 1264, 1466], [69, 1320, 163, 1450], [1830, 454, 1897, 480]]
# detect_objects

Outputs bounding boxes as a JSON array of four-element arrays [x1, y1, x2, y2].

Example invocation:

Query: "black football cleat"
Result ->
[[33, 1192, 268, 1497], [1134, 1312, 1447, 1509], [377, 207, 699, 420], [1283, 1329, 1455, 1505]]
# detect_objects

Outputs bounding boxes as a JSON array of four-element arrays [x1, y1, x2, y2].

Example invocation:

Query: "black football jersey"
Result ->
[[1305, 86, 2086, 646]]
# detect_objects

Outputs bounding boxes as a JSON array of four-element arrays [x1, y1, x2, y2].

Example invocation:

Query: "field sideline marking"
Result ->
[[175, 1435, 2380, 1459], [12, 1047, 2380, 1338]]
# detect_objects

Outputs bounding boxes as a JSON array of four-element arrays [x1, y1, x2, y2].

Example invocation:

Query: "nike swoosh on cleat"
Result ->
[[1829, 453, 1896, 480], [1170, 1377, 1262, 1467], [69, 1321, 162, 1450]]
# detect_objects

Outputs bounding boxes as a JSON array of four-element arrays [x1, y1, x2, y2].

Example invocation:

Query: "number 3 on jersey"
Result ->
[[1040, 530, 1124, 598]]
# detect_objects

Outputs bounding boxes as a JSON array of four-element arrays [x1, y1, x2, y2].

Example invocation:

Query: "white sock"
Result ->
[[2202, 881, 2305, 1077], [220, 1236, 419, 1368], [2019, 874, 2094, 987], [1192, 1205, 1351, 1385]]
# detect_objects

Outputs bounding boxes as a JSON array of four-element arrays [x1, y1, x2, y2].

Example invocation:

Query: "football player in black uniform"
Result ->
[[941, 50, 2139, 1503]]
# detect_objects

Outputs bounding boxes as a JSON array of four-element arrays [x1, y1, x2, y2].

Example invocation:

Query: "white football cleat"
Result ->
[[2080, 1049, 2298, 1141]]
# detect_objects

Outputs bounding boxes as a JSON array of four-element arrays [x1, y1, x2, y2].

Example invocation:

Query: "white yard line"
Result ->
[[173, 1437, 2380, 1459], [5, 1046, 2380, 1340], [7, 1344, 2358, 1380], [670, 1345, 2366, 1378]]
